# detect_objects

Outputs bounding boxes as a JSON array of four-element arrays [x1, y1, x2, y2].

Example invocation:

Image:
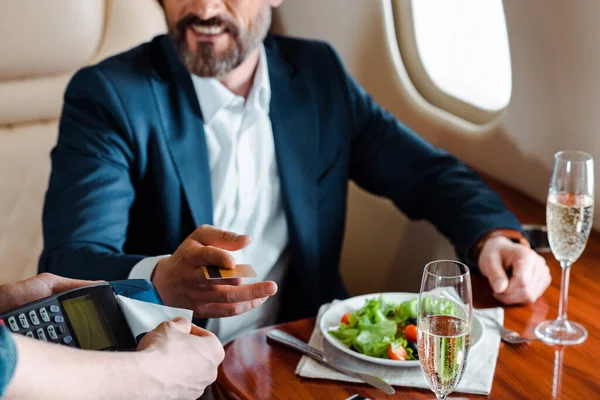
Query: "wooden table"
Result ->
[[215, 177, 600, 399]]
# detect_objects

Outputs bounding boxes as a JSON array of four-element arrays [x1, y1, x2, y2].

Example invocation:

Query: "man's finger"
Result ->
[[37, 273, 100, 294], [189, 225, 251, 251], [494, 281, 543, 304], [187, 281, 278, 303], [493, 288, 529, 304], [168, 316, 192, 333], [503, 251, 546, 297], [206, 277, 243, 286], [480, 250, 509, 294], [502, 256, 535, 296], [511, 253, 536, 282], [193, 297, 270, 318], [184, 244, 237, 271], [532, 261, 552, 296], [496, 263, 548, 304], [189, 324, 217, 338]]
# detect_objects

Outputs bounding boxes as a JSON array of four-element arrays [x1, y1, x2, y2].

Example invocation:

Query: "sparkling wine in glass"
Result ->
[[535, 151, 594, 345], [417, 260, 472, 400]]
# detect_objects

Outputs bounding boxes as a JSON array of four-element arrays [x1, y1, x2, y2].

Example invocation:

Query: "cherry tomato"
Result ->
[[341, 312, 351, 325], [388, 343, 408, 360], [405, 324, 418, 342]]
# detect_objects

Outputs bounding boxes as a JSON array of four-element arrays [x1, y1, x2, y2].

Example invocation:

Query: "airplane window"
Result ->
[[411, 0, 512, 111]]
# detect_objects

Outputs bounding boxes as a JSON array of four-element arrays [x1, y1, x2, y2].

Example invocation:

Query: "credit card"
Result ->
[[201, 264, 257, 280]]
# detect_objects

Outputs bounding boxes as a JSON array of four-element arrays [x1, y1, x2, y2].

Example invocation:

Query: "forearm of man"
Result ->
[[5, 336, 163, 400]]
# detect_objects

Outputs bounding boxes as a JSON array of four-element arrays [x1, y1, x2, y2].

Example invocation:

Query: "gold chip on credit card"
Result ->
[[201, 264, 257, 280]]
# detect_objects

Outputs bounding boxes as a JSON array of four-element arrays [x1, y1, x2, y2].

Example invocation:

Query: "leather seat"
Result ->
[[0, 0, 166, 284]]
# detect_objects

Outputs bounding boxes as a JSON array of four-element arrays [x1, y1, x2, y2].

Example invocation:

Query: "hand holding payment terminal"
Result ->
[[0, 279, 163, 351]]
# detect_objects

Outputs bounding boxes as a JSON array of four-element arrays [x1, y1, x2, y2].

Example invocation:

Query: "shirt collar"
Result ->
[[190, 45, 271, 123]]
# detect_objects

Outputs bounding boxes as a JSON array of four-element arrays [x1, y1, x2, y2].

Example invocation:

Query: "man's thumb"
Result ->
[[482, 253, 509, 294], [169, 316, 192, 334]]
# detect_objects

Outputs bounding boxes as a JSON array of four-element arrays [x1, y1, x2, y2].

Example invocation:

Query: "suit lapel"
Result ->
[[266, 39, 319, 269], [150, 37, 213, 228]]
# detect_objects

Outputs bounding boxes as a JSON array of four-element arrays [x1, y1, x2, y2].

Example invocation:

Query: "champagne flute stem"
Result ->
[[557, 262, 572, 322], [436, 395, 447, 400]]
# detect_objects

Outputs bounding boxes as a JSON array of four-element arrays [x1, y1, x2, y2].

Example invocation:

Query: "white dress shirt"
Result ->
[[129, 46, 289, 343]]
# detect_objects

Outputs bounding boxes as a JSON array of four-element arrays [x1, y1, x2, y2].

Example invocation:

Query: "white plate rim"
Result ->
[[319, 292, 483, 367]]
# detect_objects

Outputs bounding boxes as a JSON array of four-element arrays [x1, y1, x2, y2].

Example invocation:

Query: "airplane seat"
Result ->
[[0, 0, 166, 284]]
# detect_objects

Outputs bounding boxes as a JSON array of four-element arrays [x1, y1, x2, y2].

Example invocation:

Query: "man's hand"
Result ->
[[136, 317, 224, 399], [478, 236, 552, 304], [6, 316, 224, 400], [152, 224, 278, 318], [0, 273, 97, 314]]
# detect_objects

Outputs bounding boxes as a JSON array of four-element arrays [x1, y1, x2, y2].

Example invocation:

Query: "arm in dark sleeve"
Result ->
[[0, 327, 17, 397], [327, 47, 523, 265], [39, 68, 145, 280]]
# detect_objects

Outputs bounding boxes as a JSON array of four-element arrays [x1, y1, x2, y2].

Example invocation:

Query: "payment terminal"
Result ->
[[0, 279, 162, 351]]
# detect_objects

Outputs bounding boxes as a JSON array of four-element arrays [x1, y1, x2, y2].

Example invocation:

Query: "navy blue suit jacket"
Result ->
[[40, 35, 522, 323]]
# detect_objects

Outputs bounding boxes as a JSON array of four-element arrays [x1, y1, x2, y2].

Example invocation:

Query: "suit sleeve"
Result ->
[[39, 68, 145, 280], [325, 46, 524, 266]]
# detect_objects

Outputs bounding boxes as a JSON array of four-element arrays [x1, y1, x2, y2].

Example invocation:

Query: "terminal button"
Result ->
[[18, 314, 29, 329], [47, 325, 58, 340], [29, 310, 40, 326], [39, 308, 50, 322], [36, 328, 48, 342], [7, 317, 18, 332]]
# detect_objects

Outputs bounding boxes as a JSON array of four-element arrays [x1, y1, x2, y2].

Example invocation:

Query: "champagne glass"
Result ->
[[535, 151, 594, 345], [417, 260, 472, 400]]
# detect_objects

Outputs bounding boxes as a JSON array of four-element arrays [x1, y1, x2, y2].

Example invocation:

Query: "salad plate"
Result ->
[[320, 292, 483, 367]]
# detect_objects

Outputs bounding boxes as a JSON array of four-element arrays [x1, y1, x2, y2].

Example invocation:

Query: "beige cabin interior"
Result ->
[[1, 0, 597, 295]]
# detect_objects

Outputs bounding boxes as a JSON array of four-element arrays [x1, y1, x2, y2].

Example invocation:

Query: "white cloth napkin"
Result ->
[[296, 301, 503, 395], [116, 295, 193, 338]]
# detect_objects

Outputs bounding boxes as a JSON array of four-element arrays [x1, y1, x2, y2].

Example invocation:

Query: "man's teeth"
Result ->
[[191, 25, 224, 35]]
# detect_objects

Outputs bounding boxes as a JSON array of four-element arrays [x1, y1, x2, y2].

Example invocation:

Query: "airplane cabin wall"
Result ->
[[274, 0, 600, 295]]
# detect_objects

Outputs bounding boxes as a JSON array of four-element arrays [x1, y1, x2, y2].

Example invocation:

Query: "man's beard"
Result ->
[[169, 7, 271, 78]]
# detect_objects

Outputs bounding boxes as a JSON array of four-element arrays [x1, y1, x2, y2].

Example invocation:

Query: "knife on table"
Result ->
[[266, 329, 395, 395]]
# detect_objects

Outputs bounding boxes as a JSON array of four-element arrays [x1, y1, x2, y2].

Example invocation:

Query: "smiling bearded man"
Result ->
[[169, 3, 271, 78]]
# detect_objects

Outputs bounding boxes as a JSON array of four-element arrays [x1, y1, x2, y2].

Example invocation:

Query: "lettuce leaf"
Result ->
[[329, 324, 360, 347], [357, 312, 397, 338], [352, 331, 393, 357], [395, 298, 418, 324]]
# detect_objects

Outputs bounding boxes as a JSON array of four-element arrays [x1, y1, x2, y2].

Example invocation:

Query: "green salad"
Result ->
[[328, 296, 457, 361]]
